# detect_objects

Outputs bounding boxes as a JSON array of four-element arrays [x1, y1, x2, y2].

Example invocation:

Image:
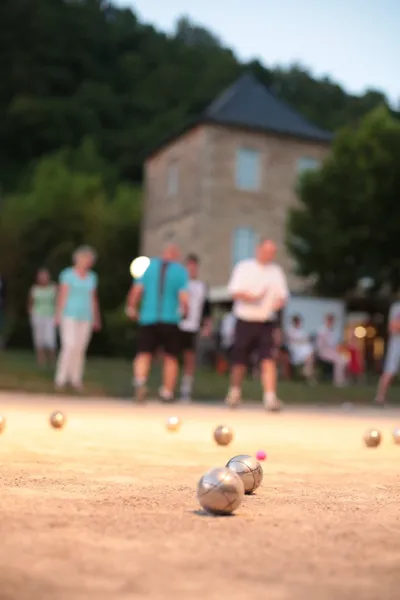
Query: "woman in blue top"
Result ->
[[55, 246, 101, 391]]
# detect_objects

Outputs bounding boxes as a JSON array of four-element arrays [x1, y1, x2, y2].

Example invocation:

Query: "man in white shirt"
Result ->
[[375, 302, 400, 406], [225, 239, 289, 411], [316, 314, 348, 387], [287, 315, 315, 383], [179, 254, 211, 401]]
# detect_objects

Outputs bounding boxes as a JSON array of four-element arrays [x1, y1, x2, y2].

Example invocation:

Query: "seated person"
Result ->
[[286, 315, 315, 384], [275, 325, 291, 380], [316, 314, 349, 387], [219, 311, 236, 363], [347, 329, 365, 383]]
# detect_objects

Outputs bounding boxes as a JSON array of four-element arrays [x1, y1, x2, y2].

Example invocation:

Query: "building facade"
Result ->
[[141, 74, 332, 297]]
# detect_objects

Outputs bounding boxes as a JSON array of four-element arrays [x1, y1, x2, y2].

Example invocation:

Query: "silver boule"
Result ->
[[197, 467, 244, 515], [226, 454, 263, 494]]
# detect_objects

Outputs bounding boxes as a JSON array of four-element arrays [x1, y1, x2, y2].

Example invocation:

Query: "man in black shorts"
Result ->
[[225, 240, 289, 411], [179, 254, 211, 402], [126, 244, 189, 403]]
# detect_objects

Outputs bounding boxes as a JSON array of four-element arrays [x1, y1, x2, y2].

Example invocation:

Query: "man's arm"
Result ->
[[389, 316, 400, 334], [126, 283, 143, 319], [178, 266, 190, 318], [272, 267, 289, 311], [228, 263, 265, 303]]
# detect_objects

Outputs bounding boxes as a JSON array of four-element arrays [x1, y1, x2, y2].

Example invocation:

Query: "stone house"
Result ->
[[141, 73, 332, 299]]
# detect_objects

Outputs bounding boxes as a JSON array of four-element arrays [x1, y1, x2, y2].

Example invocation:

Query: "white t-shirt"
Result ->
[[287, 326, 313, 365], [316, 325, 338, 357], [180, 280, 208, 333], [388, 302, 400, 338], [228, 259, 289, 322]]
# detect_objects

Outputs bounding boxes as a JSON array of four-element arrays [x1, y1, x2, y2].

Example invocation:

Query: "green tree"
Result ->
[[0, 141, 140, 319], [287, 106, 400, 296]]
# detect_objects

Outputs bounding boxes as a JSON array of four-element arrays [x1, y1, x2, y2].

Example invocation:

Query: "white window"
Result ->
[[232, 227, 258, 265], [166, 162, 179, 197], [297, 157, 320, 175], [235, 148, 261, 191]]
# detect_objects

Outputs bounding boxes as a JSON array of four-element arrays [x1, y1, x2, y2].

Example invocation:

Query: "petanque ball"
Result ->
[[166, 416, 181, 432], [0, 415, 6, 434], [50, 411, 66, 429], [213, 425, 233, 446], [197, 467, 244, 515], [392, 428, 400, 445], [226, 454, 263, 494], [363, 428, 381, 448]]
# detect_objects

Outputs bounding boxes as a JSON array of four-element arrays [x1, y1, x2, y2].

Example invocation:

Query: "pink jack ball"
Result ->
[[256, 450, 267, 461]]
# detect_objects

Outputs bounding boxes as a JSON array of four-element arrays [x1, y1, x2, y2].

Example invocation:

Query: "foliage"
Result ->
[[287, 107, 400, 296], [0, 140, 140, 342], [0, 0, 395, 191]]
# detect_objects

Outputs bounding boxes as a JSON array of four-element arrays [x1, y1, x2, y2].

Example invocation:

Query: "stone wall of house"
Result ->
[[142, 124, 329, 290]]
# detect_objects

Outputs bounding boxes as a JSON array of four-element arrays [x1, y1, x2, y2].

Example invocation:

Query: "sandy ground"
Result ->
[[0, 393, 399, 600]]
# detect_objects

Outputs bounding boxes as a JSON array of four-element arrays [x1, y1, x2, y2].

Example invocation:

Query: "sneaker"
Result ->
[[134, 383, 148, 404], [180, 394, 192, 404], [225, 388, 241, 409], [263, 395, 283, 412], [158, 387, 175, 403], [373, 398, 386, 409]]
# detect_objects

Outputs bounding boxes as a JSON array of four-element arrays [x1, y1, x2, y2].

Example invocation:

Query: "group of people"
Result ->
[[4, 237, 399, 408], [126, 239, 288, 410], [221, 311, 358, 388], [27, 246, 100, 391]]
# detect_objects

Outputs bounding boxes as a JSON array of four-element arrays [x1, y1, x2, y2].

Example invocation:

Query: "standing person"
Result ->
[[179, 254, 211, 402], [220, 310, 236, 362], [316, 314, 349, 387], [286, 315, 316, 384], [28, 268, 57, 367], [54, 246, 101, 391], [225, 239, 289, 411], [0, 274, 5, 350], [374, 303, 400, 406], [126, 244, 189, 403]]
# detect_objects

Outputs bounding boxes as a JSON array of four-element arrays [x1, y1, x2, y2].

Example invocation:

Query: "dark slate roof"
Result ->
[[202, 73, 332, 143], [145, 73, 332, 158]]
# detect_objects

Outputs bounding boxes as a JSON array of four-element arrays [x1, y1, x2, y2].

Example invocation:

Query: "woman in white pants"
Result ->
[[316, 314, 349, 387], [28, 268, 57, 367], [55, 246, 101, 391]]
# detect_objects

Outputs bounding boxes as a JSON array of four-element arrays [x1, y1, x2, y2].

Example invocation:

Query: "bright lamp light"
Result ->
[[130, 256, 150, 279]]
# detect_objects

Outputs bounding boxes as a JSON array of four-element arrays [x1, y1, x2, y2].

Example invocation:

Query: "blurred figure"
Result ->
[[28, 268, 57, 367], [316, 314, 348, 387], [179, 254, 211, 402], [0, 274, 5, 350], [287, 315, 316, 384], [220, 310, 236, 362], [126, 244, 189, 403], [55, 246, 101, 391], [375, 304, 400, 406], [275, 325, 291, 380], [225, 239, 289, 411], [347, 329, 365, 383]]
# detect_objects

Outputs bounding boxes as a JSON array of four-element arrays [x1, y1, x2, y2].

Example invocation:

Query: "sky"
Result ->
[[116, 0, 399, 106]]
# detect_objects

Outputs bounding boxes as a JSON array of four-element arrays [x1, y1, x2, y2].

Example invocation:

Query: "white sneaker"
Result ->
[[263, 394, 283, 412], [180, 394, 192, 404], [225, 388, 241, 409]]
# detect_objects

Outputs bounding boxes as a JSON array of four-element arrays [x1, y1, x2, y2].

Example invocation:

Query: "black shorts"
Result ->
[[232, 319, 277, 365], [137, 324, 181, 358], [180, 330, 197, 352]]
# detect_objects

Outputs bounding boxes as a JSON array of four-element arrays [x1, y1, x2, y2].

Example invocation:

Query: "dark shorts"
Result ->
[[137, 324, 181, 358], [232, 319, 277, 365], [180, 330, 197, 353]]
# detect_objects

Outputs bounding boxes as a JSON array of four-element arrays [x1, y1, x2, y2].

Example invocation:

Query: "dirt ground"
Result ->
[[0, 393, 399, 600]]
